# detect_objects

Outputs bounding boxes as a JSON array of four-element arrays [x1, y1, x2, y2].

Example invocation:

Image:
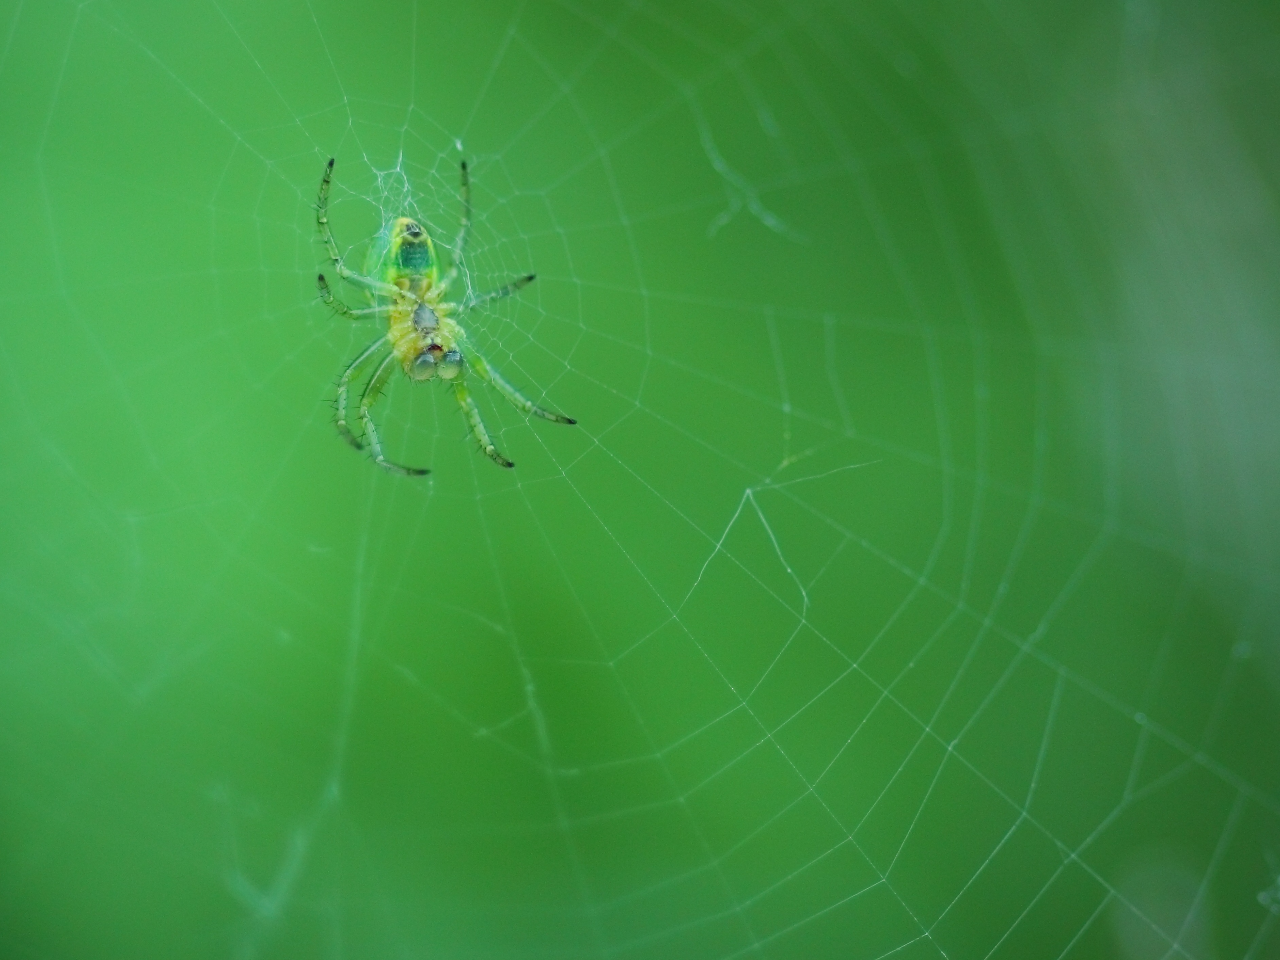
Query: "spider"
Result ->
[[316, 157, 574, 475]]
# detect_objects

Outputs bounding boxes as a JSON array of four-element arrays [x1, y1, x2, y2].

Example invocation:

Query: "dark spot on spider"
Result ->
[[412, 303, 439, 332], [403, 221, 424, 238], [397, 240, 430, 271]]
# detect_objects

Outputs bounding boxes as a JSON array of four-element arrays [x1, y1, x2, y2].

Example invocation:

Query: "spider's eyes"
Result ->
[[409, 350, 438, 381], [402, 220, 424, 238], [438, 350, 464, 380]]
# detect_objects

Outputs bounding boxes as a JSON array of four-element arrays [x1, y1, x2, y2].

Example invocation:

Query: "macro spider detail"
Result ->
[[316, 158, 574, 475]]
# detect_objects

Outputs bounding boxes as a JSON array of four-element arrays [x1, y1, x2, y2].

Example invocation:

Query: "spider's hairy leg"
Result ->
[[336, 336, 388, 448], [318, 273, 387, 320], [467, 350, 575, 424], [462, 273, 535, 311], [441, 159, 471, 292], [358, 353, 430, 476], [316, 158, 414, 302], [452, 380, 514, 468], [457, 159, 471, 257]]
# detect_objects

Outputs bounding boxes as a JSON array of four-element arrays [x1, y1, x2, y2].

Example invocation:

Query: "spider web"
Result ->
[[1, 0, 1279, 958]]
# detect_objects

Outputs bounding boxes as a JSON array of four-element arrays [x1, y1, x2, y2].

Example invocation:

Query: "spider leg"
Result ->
[[440, 159, 471, 293], [452, 378, 514, 468], [318, 273, 388, 320], [317, 158, 416, 301], [461, 273, 535, 312], [359, 352, 430, 476], [336, 336, 388, 447], [466, 350, 575, 424], [456, 159, 471, 259]]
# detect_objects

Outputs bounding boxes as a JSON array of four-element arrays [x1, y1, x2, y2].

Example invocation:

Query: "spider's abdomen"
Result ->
[[397, 241, 430, 272]]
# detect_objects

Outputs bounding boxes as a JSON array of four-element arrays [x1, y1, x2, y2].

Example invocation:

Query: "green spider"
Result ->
[[316, 157, 575, 475]]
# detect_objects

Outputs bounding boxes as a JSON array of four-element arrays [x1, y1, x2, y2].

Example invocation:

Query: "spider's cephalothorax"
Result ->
[[316, 159, 574, 475]]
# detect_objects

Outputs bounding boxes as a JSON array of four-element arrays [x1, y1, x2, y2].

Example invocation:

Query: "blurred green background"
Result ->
[[2, 0, 1279, 957]]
